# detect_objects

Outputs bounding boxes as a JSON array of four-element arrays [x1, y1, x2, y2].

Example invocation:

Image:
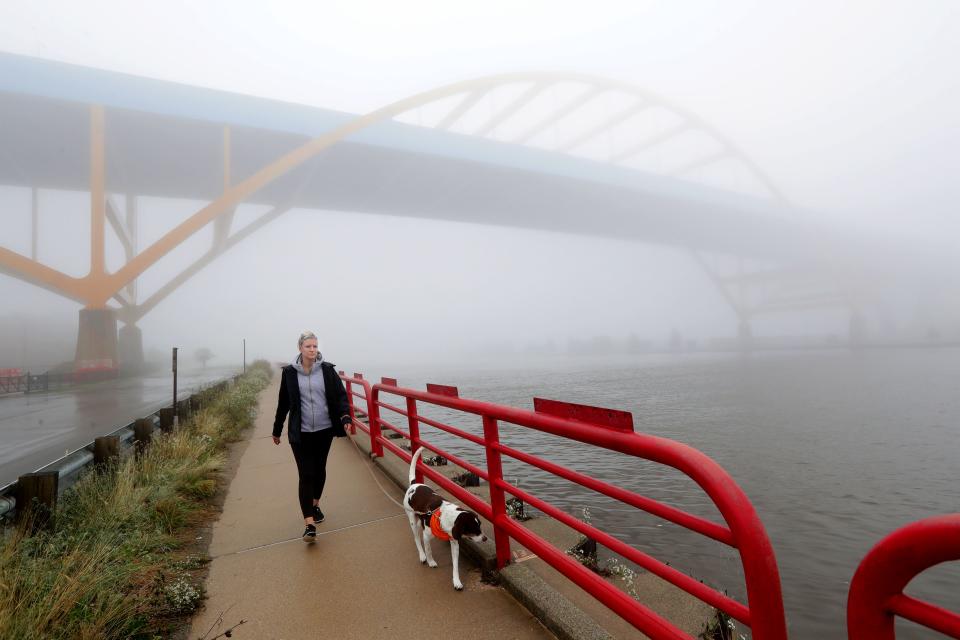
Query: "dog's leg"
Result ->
[[422, 528, 438, 568], [406, 510, 427, 564], [450, 540, 463, 590]]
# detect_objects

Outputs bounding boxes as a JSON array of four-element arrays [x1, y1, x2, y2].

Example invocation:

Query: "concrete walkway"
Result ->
[[189, 378, 555, 640]]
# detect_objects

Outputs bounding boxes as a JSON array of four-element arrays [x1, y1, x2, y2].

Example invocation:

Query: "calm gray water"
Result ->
[[375, 349, 959, 639]]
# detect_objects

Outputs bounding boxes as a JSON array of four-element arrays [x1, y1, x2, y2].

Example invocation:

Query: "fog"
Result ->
[[1, 1, 959, 373]]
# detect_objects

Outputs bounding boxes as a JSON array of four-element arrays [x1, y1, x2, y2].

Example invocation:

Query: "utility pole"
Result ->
[[172, 347, 178, 425], [243, 338, 246, 374]]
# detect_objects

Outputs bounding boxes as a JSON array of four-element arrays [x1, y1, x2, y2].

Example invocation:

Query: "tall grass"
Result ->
[[0, 361, 273, 639]]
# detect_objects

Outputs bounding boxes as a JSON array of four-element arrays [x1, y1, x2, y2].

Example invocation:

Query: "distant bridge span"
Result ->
[[0, 53, 849, 368]]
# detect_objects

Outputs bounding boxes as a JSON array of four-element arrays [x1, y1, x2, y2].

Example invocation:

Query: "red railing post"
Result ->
[[369, 385, 384, 457], [482, 414, 511, 568], [341, 374, 381, 457], [847, 514, 960, 640], [345, 380, 357, 435], [406, 397, 422, 483]]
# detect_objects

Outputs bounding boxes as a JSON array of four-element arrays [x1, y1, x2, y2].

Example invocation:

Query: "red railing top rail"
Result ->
[[847, 514, 960, 639], [368, 380, 787, 639], [373, 382, 765, 541], [341, 373, 372, 395]]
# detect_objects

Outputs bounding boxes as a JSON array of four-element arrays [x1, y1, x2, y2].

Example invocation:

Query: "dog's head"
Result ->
[[451, 510, 487, 543]]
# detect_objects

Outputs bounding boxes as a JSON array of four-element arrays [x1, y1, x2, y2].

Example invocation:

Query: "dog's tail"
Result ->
[[408, 446, 425, 485]]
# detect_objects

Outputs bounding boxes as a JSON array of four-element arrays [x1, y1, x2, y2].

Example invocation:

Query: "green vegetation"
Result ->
[[0, 360, 273, 639], [699, 609, 744, 640]]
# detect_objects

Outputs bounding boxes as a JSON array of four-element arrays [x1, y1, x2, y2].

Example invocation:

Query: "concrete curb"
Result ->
[[500, 563, 615, 640], [348, 431, 614, 640]]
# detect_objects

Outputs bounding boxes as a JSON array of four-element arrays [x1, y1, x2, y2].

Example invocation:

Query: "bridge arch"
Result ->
[[1, 64, 829, 368]]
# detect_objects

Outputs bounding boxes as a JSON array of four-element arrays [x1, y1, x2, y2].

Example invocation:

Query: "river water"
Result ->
[[373, 348, 959, 639]]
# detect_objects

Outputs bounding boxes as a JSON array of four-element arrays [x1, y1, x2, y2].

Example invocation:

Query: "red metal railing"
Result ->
[[340, 373, 787, 640], [847, 514, 960, 639], [0, 371, 76, 394]]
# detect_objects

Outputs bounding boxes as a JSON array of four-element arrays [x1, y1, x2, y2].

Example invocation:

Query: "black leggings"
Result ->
[[290, 429, 335, 519]]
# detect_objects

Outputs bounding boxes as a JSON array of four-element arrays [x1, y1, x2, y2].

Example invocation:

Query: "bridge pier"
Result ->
[[118, 323, 144, 372], [74, 308, 118, 372]]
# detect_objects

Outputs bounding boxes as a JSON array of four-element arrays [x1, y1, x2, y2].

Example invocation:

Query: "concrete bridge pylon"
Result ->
[[74, 308, 118, 372], [118, 322, 144, 372]]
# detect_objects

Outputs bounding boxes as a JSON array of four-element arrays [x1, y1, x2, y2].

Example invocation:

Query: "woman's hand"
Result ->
[[272, 435, 281, 445]]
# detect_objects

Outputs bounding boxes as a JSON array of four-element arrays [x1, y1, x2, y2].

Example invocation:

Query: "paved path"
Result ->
[[189, 378, 554, 640]]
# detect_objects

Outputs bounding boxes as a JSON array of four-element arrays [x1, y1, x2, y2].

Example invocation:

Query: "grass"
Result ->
[[0, 360, 273, 640]]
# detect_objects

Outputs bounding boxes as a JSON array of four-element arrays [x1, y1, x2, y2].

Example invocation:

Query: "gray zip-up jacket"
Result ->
[[273, 356, 351, 443], [293, 356, 333, 432]]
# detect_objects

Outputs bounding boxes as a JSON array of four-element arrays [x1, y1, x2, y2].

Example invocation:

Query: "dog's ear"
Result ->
[[451, 511, 482, 540], [450, 512, 468, 540]]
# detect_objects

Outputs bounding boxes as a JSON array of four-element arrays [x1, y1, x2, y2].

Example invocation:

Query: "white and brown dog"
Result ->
[[404, 447, 487, 590]]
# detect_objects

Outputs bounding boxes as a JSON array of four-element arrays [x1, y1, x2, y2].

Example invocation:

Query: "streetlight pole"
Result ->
[[172, 347, 178, 425]]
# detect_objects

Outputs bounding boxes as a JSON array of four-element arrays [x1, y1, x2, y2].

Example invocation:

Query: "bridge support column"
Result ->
[[118, 323, 144, 372], [75, 308, 118, 371]]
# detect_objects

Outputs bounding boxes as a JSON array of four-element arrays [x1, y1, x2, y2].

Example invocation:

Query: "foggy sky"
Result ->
[[1, 1, 958, 371]]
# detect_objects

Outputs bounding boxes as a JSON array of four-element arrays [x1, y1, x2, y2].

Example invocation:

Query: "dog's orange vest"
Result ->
[[430, 509, 451, 541]]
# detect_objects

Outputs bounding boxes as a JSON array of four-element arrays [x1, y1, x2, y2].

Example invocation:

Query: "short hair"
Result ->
[[298, 331, 318, 349]]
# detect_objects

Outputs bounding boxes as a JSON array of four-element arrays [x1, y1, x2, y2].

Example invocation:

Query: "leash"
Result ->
[[221, 513, 406, 558], [345, 430, 406, 510]]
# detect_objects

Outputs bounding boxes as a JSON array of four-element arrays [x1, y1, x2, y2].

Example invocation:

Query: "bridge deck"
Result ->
[[189, 378, 554, 639], [0, 51, 809, 261]]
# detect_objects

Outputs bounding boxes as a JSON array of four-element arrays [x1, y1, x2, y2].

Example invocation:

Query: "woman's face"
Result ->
[[299, 338, 319, 362]]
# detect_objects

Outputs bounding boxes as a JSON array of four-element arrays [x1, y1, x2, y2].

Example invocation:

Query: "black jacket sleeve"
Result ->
[[333, 375, 351, 427], [273, 368, 289, 437], [323, 364, 352, 436]]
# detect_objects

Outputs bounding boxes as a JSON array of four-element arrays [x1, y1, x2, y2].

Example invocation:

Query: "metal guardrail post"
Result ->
[[369, 385, 383, 458], [158, 407, 174, 432], [177, 399, 190, 422], [345, 380, 356, 435], [481, 414, 511, 569], [16, 470, 58, 532], [133, 418, 153, 455], [406, 397, 422, 483], [172, 346, 178, 424], [94, 435, 120, 466]]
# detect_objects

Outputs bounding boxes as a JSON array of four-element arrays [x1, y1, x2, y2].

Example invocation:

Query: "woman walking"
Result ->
[[273, 331, 352, 542]]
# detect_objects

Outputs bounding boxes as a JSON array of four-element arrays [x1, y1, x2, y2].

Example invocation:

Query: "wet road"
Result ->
[[0, 366, 239, 487]]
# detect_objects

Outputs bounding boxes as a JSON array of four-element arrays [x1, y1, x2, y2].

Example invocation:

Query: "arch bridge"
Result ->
[[0, 52, 860, 370]]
